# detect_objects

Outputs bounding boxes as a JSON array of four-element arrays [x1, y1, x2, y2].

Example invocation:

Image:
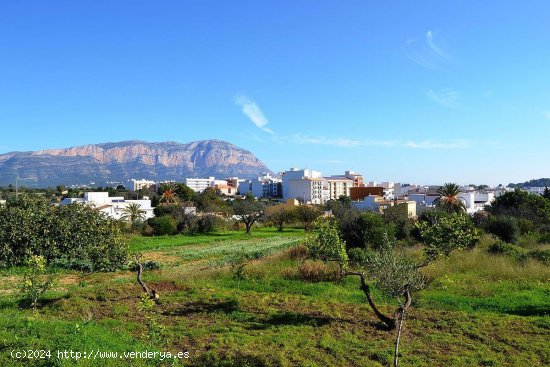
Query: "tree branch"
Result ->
[[346, 271, 395, 329]]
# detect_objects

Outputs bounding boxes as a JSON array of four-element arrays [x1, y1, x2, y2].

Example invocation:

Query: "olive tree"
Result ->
[[233, 194, 265, 234], [305, 214, 479, 367]]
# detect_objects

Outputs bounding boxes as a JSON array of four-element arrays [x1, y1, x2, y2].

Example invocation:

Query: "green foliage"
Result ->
[[434, 183, 466, 214], [21, 255, 53, 310], [484, 216, 519, 243], [227, 247, 253, 284], [488, 241, 550, 265], [267, 208, 295, 231], [365, 249, 427, 298], [347, 247, 375, 267], [0, 195, 128, 271], [303, 217, 348, 273], [486, 189, 550, 227], [146, 215, 178, 236], [232, 195, 265, 234], [416, 214, 481, 261], [359, 211, 396, 250], [137, 294, 165, 344], [292, 205, 322, 231], [383, 204, 415, 241], [198, 214, 224, 234], [196, 187, 228, 212]]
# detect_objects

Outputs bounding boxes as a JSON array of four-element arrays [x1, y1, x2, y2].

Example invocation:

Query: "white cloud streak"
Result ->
[[403, 139, 471, 149], [274, 134, 471, 150], [276, 134, 361, 148], [403, 29, 453, 70], [234, 95, 274, 134], [426, 88, 461, 108]]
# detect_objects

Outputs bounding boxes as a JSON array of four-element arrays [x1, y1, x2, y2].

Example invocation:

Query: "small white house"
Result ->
[[60, 192, 155, 221]]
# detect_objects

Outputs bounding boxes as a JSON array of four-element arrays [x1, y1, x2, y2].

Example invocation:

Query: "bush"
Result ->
[[359, 212, 396, 250], [197, 215, 222, 234], [416, 213, 481, 260], [347, 247, 375, 267], [147, 216, 178, 236], [298, 260, 341, 282], [285, 244, 309, 260], [484, 216, 519, 243], [21, 255, 54, 310], [0, 196, 127, 271]]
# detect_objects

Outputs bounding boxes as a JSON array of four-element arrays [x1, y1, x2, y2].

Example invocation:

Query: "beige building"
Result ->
[[325, 176, 353, 200], [352, 195, 416, 218], [131, 179, 155, 191]]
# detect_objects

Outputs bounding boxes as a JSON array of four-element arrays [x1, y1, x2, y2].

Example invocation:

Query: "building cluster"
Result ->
[[60, 192, 155, 220], [59, 172, 548, 222]]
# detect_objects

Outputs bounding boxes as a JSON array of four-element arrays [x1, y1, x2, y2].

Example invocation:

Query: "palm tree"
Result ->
[[434, 183, 466, 214], [159, 183, 179, 204], [121, 203, 146, 224]]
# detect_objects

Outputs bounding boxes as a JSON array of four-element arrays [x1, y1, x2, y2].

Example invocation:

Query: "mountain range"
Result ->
[[0, 140, 272, 187]]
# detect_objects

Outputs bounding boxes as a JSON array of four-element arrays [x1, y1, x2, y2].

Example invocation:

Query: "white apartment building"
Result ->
[[131, 179, 156, 191], [282, 168, 328, 204], [183, 177, 216, 193], [238, 173, 282, 198], [60, 192, 155, 221]]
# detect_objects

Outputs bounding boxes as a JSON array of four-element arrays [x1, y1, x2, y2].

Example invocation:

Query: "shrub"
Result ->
[[298, 260, 341, 282], [197, 215, 222, 234], [361, 212, 396, 249], [484, 216, 519, 243], [488, 241, 526, 258], [0, 196, 127, 271], [21, 255, 54, 310], [285, 244, 309, 260], [147, 216, 177, 236], [416, 214, 481, 261], [347, 247, 375, 267]]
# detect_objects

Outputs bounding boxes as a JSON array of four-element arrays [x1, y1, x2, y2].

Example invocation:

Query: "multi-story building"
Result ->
[[365, 181, 395, 200], [183, 177, 216, 193], [131, 179, 156, 191], [239, 173, 282, 198], [60, 192, 155, 220], [344, 170, 364, 187], [325, 176, 353, 200], [282, 168, 327, 204]]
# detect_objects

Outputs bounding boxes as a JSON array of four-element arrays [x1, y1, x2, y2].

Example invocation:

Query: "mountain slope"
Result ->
[[0, 140, 272, 187]]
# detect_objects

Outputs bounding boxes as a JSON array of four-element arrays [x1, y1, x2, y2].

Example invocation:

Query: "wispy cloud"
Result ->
[[403, 30, 453, 70], [234, 95, 274, 134], [277, 134, 361, 148], [403, 139, 470, 149], [426, 88, 461, 108], [273, 134, 471, 150], [543, 110, 550, 120]]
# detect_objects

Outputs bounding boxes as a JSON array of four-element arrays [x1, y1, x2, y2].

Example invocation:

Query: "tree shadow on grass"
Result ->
[[249, 311, 331, 330], [504, 305, 549, 317], [164, 299, 239, 316], [16, 295, 68, 310]]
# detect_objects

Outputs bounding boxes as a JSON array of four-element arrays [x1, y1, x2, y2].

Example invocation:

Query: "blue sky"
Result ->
[[1, 1, 549, 185]]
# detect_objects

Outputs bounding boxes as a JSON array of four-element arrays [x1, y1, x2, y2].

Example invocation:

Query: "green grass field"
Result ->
[[0, 229, 548, 366]]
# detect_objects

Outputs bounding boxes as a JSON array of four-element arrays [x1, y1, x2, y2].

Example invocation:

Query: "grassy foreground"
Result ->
[[0, 228, 548, 366]]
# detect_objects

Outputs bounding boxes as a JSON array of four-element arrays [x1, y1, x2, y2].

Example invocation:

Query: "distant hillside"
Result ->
[[0, 140, 272, 187], [508, 178, 550, 188]]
